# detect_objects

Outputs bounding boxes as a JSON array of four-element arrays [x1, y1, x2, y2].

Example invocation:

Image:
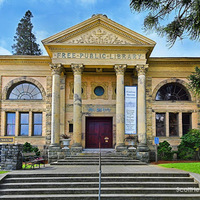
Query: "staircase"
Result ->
[[52, 149, 146, 165], [51, 155, 146, 165], [0, 172, 200, 199]]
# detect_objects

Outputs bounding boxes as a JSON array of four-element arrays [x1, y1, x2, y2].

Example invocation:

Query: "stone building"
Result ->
[[0, 14, 199, 161]]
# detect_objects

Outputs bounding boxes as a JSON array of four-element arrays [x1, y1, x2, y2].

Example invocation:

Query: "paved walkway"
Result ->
[[1, 164, 200, 184]]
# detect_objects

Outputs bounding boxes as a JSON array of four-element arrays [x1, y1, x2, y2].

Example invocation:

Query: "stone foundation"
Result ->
[[0, 144, 23, 170]]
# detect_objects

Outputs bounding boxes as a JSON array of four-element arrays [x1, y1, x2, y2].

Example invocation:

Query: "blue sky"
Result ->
[[0, 0, 200, 57]]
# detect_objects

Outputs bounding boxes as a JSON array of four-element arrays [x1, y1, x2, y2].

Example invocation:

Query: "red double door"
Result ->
[[86, 117, 113, 148]]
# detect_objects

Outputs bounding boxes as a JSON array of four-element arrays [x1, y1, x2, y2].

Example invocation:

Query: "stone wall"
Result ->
[[48, 146, 70, 163], [0, 144, 23, 170]]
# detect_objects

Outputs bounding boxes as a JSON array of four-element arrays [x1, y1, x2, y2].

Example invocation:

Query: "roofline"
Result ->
[[0, 55, 50, 59], [149, 57, 200, 62], [42, 14, 156, 45]]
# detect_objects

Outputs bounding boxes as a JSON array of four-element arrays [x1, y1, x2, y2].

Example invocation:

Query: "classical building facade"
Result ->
[[0, 15, 199, 160]]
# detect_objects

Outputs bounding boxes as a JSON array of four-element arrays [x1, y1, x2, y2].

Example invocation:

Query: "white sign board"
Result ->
[[125, 86, 137, 134]]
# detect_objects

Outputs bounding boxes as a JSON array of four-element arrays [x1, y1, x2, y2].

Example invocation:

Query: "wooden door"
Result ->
[[86, 117, 112, 148]]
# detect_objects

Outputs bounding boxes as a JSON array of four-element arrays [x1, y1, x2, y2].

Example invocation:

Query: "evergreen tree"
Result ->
[[130, 0, 200, 47], [188, 66, 200, 96], [12, 10, 42, 55]]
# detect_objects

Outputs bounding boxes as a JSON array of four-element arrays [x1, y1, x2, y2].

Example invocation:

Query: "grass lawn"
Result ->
[[159, 162, 200, 174], [0, 171, 9, 174]]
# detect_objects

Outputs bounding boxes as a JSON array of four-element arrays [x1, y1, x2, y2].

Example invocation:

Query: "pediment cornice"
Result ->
[[42, 14, 156, 58]]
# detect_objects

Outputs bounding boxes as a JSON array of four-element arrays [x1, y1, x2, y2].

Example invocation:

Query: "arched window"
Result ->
[[7, 82, 42, 100], [155, 83, 190, 101]]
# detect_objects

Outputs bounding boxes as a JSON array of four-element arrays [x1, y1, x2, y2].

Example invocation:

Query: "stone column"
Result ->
[[114, 64, 127, 151], [71, 64, 84, 152], [50, 63, 63, 146], [136, 64, 149, 162]]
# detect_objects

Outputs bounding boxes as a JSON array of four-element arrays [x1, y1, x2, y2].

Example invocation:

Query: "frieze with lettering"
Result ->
[[53, 52, 145, 60]]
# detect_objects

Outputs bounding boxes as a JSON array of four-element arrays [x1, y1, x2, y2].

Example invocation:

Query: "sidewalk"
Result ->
[[1, 164, 200, 185]]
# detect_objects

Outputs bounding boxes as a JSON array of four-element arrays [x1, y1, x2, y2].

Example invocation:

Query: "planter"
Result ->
[[127, 139, 135, 146], [62, 139, 71, 149]]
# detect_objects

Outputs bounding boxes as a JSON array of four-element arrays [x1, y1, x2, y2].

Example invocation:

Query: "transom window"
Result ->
[[8, 82, 42, 100], [156, 83, 190, 101]]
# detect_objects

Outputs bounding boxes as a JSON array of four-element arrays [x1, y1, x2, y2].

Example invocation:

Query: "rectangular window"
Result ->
[[156, 113, 166, 136], [19, 113, 29, 136], [69, 124, 73, 133], [33, 113, 42, 136], [6, 112, 15, 136], [182, 113, 191, 135], [169, 113, 179, 136]]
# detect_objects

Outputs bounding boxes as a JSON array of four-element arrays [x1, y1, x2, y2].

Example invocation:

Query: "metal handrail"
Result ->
[[98, 135, 102, 200]]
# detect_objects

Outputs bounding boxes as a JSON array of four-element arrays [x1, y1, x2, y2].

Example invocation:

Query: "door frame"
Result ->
[[85, 117, 113, 149]]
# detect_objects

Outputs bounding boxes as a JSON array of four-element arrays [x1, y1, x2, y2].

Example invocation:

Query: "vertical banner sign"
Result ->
[[125, 86, 137, 134]]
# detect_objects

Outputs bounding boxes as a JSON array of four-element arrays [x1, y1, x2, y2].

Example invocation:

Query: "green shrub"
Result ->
[[23, 142, 40, 156], [157, 141, 174, 161], [178, 129, 200, 160]]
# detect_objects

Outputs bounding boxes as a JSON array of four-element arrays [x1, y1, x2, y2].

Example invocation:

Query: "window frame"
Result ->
[[156, 113, 166, 137], [19, 112, 29, 136], [182, 113, 192, 135], [155, 112, 192, 138], [32, 112, 43, 136], [169, 113, 179, 137], [6, 112, 16, 136]]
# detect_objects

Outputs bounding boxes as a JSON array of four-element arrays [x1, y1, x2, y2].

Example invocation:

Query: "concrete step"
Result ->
[[1, 187, 200, 195], [1, 172, 199, 199], [59, 158, 140, 162], [51, 161, 147, 165], [62, 156, 135, 160], [6, 172, 190, 178], [1, 181, 198, 189], [1, 194, 200, 200], [4, 177, 194, 183]]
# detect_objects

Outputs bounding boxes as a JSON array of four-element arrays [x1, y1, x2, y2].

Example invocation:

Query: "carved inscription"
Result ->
[[53, 52, 144, 60]]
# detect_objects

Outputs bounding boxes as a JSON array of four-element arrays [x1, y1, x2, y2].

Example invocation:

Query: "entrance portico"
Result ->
[[42, 14, 156, 162]]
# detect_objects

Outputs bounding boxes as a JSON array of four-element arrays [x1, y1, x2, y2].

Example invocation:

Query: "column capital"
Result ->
[[136, 64, 149, 76], [71, 63, 84, 75], [114, 64, 127, 75], [50, 63, 63, 75]]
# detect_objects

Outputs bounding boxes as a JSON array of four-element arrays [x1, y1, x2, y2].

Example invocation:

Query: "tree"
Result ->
[[178, 129, 200, 160], [188, 66, 200, 96], [12, 10, 42, 55], [130, 0, 200, 47]]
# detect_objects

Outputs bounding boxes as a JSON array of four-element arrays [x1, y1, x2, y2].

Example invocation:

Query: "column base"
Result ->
[[137, 143, 149, 152], [71, 143, 82, 155], [48, 146, 70, 163], [49, 143, 60, 148], [136, 143, 149, 163], [115, 143, 127, 152]]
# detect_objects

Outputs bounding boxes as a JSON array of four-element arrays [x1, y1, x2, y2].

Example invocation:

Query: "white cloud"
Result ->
[[0, 47, 12, 55]]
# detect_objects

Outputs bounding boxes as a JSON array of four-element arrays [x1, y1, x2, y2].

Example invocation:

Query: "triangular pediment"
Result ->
[[42, 14, 156, 46], [58, 26, 139, 45]]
